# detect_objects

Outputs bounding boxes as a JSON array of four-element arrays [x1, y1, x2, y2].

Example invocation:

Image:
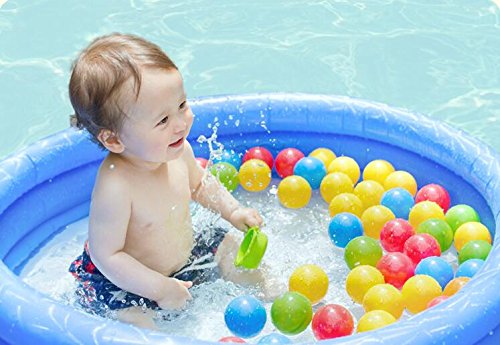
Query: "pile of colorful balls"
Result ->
[[197, 146, 493, 343]]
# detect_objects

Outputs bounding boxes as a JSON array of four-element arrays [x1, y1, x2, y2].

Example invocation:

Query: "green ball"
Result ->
[[458, 240, 492, 264], [416, 218, 454, 252], [344, 236, 383, 269], [445, 204, 480, 233], [210, 162, 239, 192], [271, 292, 312, 335]]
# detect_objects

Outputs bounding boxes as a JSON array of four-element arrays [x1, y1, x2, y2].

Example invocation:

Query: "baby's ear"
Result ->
[[97, 129, 124, 153]]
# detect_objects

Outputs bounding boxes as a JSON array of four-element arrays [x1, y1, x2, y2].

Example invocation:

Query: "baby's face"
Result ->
[[118, 68, 193, 163]]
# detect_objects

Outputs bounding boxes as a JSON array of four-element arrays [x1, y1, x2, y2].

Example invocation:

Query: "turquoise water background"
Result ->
[[0, 0, 499, 159]]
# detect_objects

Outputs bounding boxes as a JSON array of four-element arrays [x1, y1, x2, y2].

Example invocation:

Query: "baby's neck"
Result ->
[[110, 152, 167, 173]]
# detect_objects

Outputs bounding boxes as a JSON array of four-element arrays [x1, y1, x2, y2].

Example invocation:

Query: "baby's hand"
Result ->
[[156, 278, 193, 310], [229, 207, 263, 231]]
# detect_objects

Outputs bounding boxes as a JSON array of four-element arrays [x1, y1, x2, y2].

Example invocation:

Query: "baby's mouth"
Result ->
[[169, 137, 184, 147]]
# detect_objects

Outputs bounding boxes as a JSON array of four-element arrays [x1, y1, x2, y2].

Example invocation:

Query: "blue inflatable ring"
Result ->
[[0, 93, 499, 344]]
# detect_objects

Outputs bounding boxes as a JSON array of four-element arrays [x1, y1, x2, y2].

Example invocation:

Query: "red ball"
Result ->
[[376, 252, 415, 289], [415, 184, 451, 212], [403, 233, 441, 265], [243, 147, 274, 170], [311, 304, 354, 340], [427, 295, 449, 309], [275, 148, 305, 178], [195, 157, 208, 169], [380, 219, 415, 252], [219, 336, 246, 343]]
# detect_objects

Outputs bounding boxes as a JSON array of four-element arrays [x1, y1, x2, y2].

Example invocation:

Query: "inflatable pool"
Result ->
[[0, 93, 498, 344]]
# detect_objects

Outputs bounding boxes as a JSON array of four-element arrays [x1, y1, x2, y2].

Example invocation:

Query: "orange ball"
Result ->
[[443, 277, 470, 296]]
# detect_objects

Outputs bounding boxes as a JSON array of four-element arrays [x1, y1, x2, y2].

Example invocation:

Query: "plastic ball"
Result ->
[[257, 333, 292, 344], [195, 157, 208, 169], [320, 172, 354, 203], [362, 284, 404, 319], [328, 213, 363, 248], [327, 156, 360, 184], [271, 292, 313, 335], [416, 218, 454, 252], [415, 256, 454, 289], [211, 162, 239, 192], [380, 219, 415, 252], [458, 240, 492, 264], [383, 170, 418, 196], [354, 180, 385, 209], [415, 184, 451, 212], [277, 175, 312, 209], [409, 201, 445, 228], [311, 304, 354, 340], [344, 236, 383, 269], [219, 336, 247, 343], [293, 157, 327, 189], [362, 159, 395, 185], [345, 265, 385, 304], [376, 252, 415, 289], [427, 295, 449, 309], [403, 233, 441, 265], [243, 147, 274, 170], [238, 159, 271, 192], [443, 277, 470, 296], [456, 259, 484, 278], [275, 148, 305, 178], [309, 147, 336, 168], [213, 149, 242, 169], [328, 193, 364, 218], [289, 264, 329, 305], [445, 204, 480, 233], [224, 295, 267, 338], [454, 222, 492, 252], [401, 275, 442, 314], [361, 205, 396, 239], [356, 310, 396, 333], [380, 187, 415, 219]]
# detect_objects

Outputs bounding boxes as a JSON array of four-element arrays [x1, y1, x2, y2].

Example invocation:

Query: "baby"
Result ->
[[68, 33, 274, 329]]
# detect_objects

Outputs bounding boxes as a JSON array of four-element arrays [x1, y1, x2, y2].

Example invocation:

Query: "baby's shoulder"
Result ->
[[93, 156, 131, 196]]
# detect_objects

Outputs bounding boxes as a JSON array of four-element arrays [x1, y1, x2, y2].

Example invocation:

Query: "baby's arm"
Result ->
[[88, 172, 191, 309], [184, 142, 263, 231]]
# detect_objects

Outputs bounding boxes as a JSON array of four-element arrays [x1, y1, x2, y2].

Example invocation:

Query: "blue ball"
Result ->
[[293, 157, 327, 189], [415, 256, 454, 289], [328, 213, 363, 248], [224, 295, 267, 338], [213, 149, 242, 169], [456, 259, 484, 278], [380, 188, 415, 219], [258, 333, 293, 344]]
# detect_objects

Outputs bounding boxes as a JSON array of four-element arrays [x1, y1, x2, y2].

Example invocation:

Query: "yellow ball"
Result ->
[[362, 159, 395, 185], [443, 277, 470, 296], [345, 265, 385, 304], [401, 275, 442, 314], [353, 180, 385, 209], [362, 284, 405, 319], [328, 193, 364, 218], [238, 159, 271, 192], [319, 172, 354, 203], [309, 148, 336, 168], [357, 310, 396, 333], [361, 205, 396, 239], [409, 201, 445, 228], [289, 264, 329, 305], [384, 170, 418, 196], [277, 175, 312, 209], [327, 156, 360, 184], [454, 222, 492, 252]]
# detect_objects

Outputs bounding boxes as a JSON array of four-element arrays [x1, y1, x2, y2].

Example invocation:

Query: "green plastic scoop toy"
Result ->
[[234, 226, 268, 269]]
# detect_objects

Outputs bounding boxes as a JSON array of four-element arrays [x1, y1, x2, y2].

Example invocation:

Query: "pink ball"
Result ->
[[376, 252, 415, 289], [195, 157, 208, 169], [219, 336, 246, 343], [243, 147, 274, 170], [415, 184, 451, 212], [312, 304, 354, 340], [427, 295, 449, 309], [403, 233, 441, 265], [380, 219, 415, 252], [275, 148, 305, 178]]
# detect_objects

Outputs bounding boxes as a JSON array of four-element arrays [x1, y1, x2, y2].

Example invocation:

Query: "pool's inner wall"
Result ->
[[0, 94, 498, 345]]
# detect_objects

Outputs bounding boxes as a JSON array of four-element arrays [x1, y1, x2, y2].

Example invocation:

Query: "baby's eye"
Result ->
[[179, 101, 187, 110], [157, 116, 169, 126]]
